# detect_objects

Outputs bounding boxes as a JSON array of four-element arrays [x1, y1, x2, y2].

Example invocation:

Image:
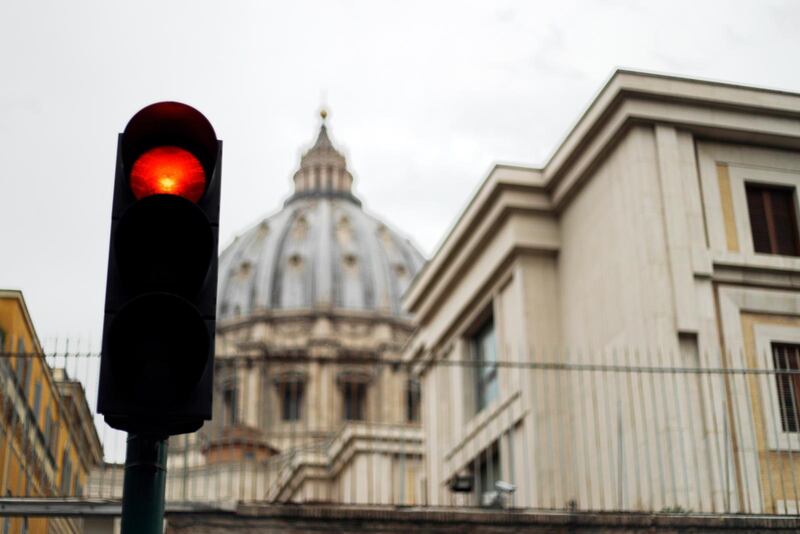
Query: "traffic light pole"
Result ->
[[120, 434, 168, 534]]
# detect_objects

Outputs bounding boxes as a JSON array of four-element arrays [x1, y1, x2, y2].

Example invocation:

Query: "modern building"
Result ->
[[0, 290, 103, 533], [402, 70, 800, 515]]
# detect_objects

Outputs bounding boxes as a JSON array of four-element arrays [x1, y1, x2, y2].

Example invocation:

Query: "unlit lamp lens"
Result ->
[[129, 146, 206, 202]]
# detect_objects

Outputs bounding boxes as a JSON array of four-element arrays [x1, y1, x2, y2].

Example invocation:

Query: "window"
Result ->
[[773, 343, 800, 432], [475, 441, 501, 506], [44, 408, 60, 458], [44, 409, 51, 444], [405, 379, 421, 423], [222, 384, 238, 427], [273, 372, 307, 422], [32, 381, 41, 422], [343, 382, 366, 421], [280, 381, 304, 422], [53, 426, 60, 457], [472, 315, 498, 412], [15, 338, 28, 398], [60, 450, 72, 495], [746, 183, 800, 256]]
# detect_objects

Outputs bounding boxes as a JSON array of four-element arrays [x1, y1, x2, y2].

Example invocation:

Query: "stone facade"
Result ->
[[155, 112, 427, 506], [165, 504, 800, 533], [403, 71, 800, 514]]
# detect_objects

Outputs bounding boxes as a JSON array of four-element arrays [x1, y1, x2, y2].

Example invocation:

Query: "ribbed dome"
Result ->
[[217, 114, 425, 320]]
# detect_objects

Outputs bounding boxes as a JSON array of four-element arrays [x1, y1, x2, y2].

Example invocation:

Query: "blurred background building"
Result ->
[[90, 112, 427, 506], [0, 290, 103, 534]]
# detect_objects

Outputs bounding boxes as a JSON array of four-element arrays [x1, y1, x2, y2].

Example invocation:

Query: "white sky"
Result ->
[[2, 0, 800, 349]]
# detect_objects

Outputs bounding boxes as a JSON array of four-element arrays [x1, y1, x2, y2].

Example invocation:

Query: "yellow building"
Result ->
[[0, 290, 103, 533]]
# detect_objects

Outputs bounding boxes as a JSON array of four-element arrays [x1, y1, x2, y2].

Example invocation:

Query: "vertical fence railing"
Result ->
[[421, 350, 800, 515], [2, 348, 800, 516]]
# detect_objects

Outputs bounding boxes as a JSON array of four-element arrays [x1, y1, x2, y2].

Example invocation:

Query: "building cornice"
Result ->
[[403, 168, 548, 314], [217, 307, 416, 333], [0, 289, 43, 354], [544, 70, 800, 194], [402, 70, 800, 320]]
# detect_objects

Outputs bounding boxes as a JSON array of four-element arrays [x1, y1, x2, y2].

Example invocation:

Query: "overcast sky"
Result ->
[[2, 0, 799, 349]]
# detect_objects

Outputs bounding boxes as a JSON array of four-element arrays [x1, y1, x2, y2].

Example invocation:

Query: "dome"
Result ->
[[217, 113, 425, 320]]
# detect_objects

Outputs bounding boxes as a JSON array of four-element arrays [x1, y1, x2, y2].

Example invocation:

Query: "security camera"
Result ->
[[495, 480, 516, 493]]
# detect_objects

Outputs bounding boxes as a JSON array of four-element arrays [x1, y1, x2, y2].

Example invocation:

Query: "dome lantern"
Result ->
[[289, 110, 356, 202]]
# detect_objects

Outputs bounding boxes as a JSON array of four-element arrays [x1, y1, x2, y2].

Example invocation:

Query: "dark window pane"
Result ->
[[50, 425, 60, 459], [476, 441, 501, 505], [43, 409, 51, 444], [770, 188, 800, 256], [223, 386, 237, 426], [15, 338, 29, 400], [406, 380, 421, 422], [747, 186, 771, 253], [773, 343, 800, 433], [746, 183, 800, 256], [61, 450, 72, 495], [281, 382, 303, 421], [32, 381, 41, 422], [344, 382, 366, 421], [473, 316, 498, 412]]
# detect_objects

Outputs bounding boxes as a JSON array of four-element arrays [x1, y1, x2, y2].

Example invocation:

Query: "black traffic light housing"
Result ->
[[98, 102, 222, 437]]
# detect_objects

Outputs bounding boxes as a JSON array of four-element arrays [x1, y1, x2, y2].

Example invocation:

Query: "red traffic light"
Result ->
[[100, 101, 221, 436], [129, 146, 206, 202]]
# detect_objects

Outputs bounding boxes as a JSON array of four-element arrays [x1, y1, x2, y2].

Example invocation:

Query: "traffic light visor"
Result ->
[[122, 102, 218, 197], [130, 146, 206, 202]]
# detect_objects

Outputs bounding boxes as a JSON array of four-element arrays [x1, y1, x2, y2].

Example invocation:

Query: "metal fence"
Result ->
[[420, 350, 800, 516], [2, 346, 800, 526]]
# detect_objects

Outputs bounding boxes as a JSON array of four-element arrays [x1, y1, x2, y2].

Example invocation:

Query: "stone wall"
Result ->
[[165, 504, 800, 533]]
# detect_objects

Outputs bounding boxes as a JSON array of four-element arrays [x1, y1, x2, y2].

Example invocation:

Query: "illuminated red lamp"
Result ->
[[129, 146, 206, 203]]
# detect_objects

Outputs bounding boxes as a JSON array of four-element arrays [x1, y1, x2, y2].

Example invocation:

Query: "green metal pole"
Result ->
[[120, 434, 168, 534]]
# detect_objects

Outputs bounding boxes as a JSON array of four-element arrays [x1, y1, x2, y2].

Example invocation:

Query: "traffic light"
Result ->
[[98, 102, 222, 436]]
